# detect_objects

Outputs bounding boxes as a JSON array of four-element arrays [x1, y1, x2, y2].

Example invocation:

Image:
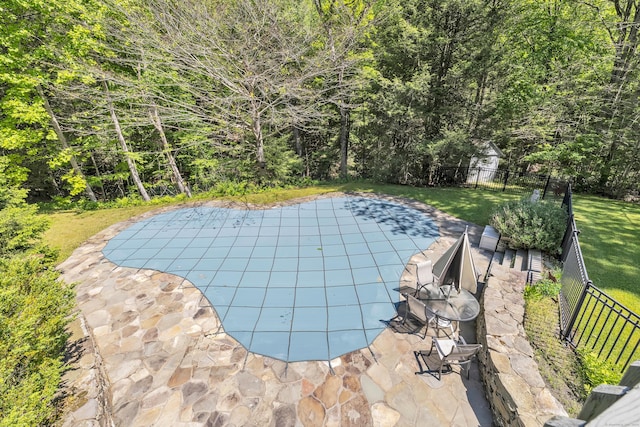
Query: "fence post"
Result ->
[[619, 361, 640, 387], [502, 170, 509, 192], [475, 167, 480, 188], [562, 279, 593, 342], [542, 175, 551, 199], [561, 216, 577, 263], [577, 384, 629, 422]]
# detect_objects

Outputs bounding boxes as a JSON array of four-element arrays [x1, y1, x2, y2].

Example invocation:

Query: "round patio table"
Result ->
[[419, 284, 480, 322]]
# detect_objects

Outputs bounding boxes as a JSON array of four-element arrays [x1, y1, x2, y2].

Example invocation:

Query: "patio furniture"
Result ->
[[432, 227, 478, 294], [414, 260, 435, 297], [401, 293, 456, 339], [416, 336, 482, 380], [419, 283, 480, 325]]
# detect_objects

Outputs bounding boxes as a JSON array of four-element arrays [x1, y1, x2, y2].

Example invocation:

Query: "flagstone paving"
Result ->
[[59, 194, 495, 426]]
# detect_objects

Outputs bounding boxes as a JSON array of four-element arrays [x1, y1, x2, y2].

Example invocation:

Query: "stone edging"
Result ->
[[476, 263, 568, 426]]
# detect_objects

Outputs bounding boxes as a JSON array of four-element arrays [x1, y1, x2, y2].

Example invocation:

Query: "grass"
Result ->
[[44, 204, 175, 264], [572, 193, 640, 313]]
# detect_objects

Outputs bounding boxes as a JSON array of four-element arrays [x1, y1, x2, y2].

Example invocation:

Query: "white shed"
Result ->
[[467, 141, 503, 184]]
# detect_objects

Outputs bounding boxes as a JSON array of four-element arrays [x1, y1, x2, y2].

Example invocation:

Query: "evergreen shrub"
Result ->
[[1, 175, 75, 425], [0, 256, 74, 426], [490, 198, 568, 254]]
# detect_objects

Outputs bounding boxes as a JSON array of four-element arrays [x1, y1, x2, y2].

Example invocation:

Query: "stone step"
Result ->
[[493, 246, 543, 281], [526, 249, 543, 284], [491, 251, 504, 266], [527, 270, 542, 284], [514, 249, 527, 271], [528, 249, 542, 272], [502, 249, 515, 268]]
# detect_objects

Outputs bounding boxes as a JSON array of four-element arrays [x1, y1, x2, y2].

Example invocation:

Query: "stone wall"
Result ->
[[476, 263, 567, 426]]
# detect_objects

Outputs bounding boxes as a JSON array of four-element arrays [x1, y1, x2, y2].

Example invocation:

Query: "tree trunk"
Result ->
[[149, 103, 191, 197], [89, 153, 105, 199], [251, 101, 266, 170], [102, 80, 151, 201], [37, 86, 98, 202], [313, 0, 355, 180], [599, 1, 640, 187], [293, 125, 302, 157], [339, 106, 350, 178]]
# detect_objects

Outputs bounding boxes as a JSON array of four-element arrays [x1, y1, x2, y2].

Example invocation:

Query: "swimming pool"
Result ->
[[102, 196, 439, 362]]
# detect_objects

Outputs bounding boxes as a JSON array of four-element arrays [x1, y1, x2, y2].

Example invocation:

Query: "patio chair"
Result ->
[[425, 304, 457, 339], [401, 293, 456, 339], [414, 260, 435, 297], [416, 336, 482, 380]]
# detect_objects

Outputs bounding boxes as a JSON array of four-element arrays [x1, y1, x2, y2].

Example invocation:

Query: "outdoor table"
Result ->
[[419, 284, 480, 323]]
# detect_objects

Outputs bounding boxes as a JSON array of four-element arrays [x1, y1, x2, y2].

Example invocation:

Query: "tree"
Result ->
[[588, 0, 640, 194], [312, 0, 377, 178], [101, 80, 151, 201], [113, 0, 338, 182], [0, 158, 74, 426], [0, 0, 98, 200]]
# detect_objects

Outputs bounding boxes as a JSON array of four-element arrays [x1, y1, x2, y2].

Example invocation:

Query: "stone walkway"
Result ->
[[58, 194, 496, 427]]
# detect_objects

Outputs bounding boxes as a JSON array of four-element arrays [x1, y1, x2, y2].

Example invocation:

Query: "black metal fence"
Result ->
[[430, 166, 568, 201], [558, 185, 640, 372]]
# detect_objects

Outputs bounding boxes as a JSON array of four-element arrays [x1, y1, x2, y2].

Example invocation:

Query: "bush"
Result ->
[[0, 199, 49, 258], [577, 348, 623, 395], [1, 177, 75, 425], [525, 275, 563, 299], [490, 198, 568, 254], [0, 256, 75, 426]]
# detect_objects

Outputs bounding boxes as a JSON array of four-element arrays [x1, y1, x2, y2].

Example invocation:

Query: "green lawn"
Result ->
[[572, 194, 640, 313]]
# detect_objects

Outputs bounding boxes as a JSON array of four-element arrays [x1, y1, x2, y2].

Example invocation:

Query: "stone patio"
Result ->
[[58, 194, 496, 426]]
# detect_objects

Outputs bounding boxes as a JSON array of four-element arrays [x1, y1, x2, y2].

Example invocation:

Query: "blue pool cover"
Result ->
[[102, 196, 439, 362]]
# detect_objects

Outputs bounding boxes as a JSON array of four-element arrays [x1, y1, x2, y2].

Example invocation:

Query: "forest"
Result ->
[[2, 0, 640, 202]]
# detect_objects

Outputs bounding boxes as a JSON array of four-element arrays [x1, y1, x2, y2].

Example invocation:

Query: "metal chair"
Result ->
[[414, 260, 435, 297], [417, 336, 482, 380], [401, 293, 431, 339], [401, 293, 456, 339]]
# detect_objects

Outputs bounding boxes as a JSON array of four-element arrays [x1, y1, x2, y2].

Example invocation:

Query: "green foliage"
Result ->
[[572, 194, 640, 311], [263, 136, 304, 185], [0, 255, 75, 426], [577, 348, 623, 395], [490, 198, 568, 254], [0, 167, 74, 424], [0, 197, 50, 258], [1, 0, 640, 203], [206, 181, 258, 198], [0, 162, 49, 256], [525, 273, 562, 299]]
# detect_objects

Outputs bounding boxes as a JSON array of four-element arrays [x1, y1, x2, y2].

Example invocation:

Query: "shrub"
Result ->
[[577, 348, 623, 395], [1, 178, 75, 425], [0, 256, 75, 426], [0, 200, 49, 258], [525, 277, 563, 300], [490, 198, 568, 254]]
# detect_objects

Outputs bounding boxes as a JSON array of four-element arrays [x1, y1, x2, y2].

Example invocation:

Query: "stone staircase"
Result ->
[[489, 244, 543, 284]]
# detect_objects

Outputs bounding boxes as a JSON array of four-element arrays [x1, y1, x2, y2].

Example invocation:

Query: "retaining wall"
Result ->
[[477, 263, 568, 426]]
